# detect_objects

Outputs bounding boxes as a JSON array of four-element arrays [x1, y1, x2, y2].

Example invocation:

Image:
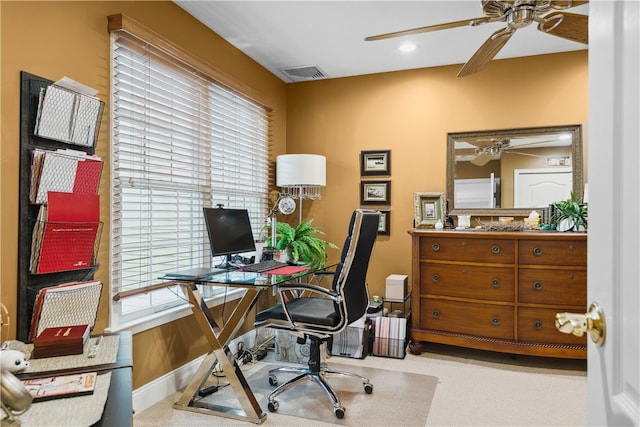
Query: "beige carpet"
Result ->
[[201, 362, 438, 426]]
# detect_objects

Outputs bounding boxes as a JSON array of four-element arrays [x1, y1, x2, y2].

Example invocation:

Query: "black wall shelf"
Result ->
[[18, 71, 100, 341]]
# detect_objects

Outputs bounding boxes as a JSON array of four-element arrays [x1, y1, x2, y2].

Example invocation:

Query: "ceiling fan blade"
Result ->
[[550, 1, 589, 9], [457, 28, 514, 77], [539, 12, 588, 44], [365, 17, 493, 41], [504, 151, 545, 158], [470, 152, 495, 166]]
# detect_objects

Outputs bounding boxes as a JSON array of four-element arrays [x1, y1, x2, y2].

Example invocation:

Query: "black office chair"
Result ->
[[254, 209, 380, 419]]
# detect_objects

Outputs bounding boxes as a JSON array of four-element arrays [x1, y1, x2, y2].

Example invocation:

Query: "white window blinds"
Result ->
[[110, 30, 270, 322]]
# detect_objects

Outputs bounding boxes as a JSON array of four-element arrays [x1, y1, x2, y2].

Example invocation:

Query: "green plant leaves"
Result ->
[[552, 191, 588, 231], [274, 219, 338, 269]]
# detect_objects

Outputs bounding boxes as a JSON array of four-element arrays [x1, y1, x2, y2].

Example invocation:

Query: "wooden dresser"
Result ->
[[408, 229, 587, 359]]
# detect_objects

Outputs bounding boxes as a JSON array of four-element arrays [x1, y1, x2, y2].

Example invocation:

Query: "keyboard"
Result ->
[[241, 260, 287, 273]]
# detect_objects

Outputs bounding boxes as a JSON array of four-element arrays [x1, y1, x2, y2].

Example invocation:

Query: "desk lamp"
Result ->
[[276, 154, 326, 224]]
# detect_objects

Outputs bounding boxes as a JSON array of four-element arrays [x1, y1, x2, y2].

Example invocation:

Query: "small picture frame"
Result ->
[[360, 150, 391, 176], [377, 210, 391, 235], [360, 180, 391, 205], [414, 192, 445, 228]]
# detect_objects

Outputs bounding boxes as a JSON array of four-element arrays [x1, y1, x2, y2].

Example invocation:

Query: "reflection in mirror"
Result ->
[[447, 125, 583, 217]]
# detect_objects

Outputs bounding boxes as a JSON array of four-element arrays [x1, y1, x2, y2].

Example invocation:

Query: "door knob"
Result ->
[[555, 302, 606, 345]]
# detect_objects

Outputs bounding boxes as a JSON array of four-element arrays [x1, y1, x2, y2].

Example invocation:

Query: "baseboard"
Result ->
[[132, 329, 275, 415]]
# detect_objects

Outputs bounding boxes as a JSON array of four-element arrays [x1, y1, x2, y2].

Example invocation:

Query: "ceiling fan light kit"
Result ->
[[365, 0, 588, 77]]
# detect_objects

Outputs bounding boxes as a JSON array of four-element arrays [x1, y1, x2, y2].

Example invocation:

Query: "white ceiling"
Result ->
[[173, 1, 589, 83]]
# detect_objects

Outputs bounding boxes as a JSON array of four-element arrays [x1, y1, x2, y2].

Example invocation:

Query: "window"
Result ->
[[110, 29, 270, 329]]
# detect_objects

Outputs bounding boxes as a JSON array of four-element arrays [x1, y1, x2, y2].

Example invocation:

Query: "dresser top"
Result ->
[[408, 228, 587, 241]]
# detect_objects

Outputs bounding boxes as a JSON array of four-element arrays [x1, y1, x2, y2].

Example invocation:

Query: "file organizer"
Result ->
[[30, 149, 103, 204], [34, 84, 104, 147], [30, 192, 102, 275], [28, 280, 102, 341], [17, 72, 104, 342]]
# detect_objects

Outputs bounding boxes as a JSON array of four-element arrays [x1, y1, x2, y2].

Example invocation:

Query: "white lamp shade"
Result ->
[[276, 154, 326, 187]]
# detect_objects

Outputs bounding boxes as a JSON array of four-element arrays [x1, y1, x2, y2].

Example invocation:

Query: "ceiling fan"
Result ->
[[365, 0, 588, 77], [467, 137, 558, 165]]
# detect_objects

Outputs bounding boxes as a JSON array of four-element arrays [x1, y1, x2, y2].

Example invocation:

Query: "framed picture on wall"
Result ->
[[414, 192, 445, 228], [360, 150, 391, 176], [377, 210, 390, 235], [360, 180, 391, 205]]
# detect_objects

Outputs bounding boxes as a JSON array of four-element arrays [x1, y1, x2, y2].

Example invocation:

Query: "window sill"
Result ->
[[106, 288, 245, 335]]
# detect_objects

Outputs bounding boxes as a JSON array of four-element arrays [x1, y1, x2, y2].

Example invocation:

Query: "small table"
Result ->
[[384, 293, 411, 315], [161, 266, 320, 424], [16, 332, 133, 427]]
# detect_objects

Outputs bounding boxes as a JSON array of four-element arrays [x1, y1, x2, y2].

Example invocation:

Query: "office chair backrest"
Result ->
[[332, 209, 380, 326]]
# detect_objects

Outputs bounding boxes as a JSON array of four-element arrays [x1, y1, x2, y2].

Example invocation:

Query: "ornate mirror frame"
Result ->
[[447, 124, 583, 217]]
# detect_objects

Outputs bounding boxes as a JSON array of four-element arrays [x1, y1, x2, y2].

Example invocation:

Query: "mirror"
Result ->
[[447, 124, 583, 217]]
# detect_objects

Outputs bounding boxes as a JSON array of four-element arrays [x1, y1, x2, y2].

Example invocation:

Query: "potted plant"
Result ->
[[274, 220, 338, 269], [551, 192, 588, 231]]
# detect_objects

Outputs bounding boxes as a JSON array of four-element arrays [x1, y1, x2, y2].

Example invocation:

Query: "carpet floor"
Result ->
[[133, 343, 586, 426]]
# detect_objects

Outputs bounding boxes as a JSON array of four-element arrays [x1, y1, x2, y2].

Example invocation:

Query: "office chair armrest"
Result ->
[[277, 282, 338, 300]]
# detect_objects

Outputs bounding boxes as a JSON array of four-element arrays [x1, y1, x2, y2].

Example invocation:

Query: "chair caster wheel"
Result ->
[[334, 406, 345, 419], [268, 375, 278, 386], [267, 400, 279, 412], [364, 383, 373, 394]]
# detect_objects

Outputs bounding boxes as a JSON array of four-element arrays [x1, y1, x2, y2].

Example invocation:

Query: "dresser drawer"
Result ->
[[518, 307, 587, 345], [518, 268, 586, 305], [421, 298, 514, 339], [421, 263, 514, 302], [419, 236, 515, 264], [518, 239, 586, 266]]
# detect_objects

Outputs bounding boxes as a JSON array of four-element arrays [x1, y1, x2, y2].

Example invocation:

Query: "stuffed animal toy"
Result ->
[[0, 349, 30, 373]]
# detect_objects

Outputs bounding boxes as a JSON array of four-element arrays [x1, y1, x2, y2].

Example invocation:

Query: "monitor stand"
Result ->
[[215, 255, 237, 270]]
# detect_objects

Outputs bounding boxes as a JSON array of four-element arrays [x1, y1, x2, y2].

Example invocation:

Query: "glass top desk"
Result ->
[[159, 265, 325, 424]]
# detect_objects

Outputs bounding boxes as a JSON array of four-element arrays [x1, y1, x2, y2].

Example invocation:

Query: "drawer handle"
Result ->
[[432, 274, 440, 283], [491, 316, 501, 326], [534, 320, 543, 330], [533, 281, 543, 291], [491, 245, 500, 254], [432, 243, 440, 252], [461, 241, 468, 247], [568, 273, 574, 280], [533, 247, 543, 256], [569, 244, 575, 250], [432, 310, 440, 319], [491, 279, 501, 288]]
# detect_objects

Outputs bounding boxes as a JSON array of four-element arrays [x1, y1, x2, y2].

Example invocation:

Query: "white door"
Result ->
[[587, 1, 639, 425], [513, 167, 572, 207]]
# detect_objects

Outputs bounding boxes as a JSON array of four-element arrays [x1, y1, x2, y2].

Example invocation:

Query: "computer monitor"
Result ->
[[203, 207, 257, 269]]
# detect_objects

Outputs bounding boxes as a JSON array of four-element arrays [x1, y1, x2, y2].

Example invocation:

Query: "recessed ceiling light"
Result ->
[[399, 42, 416, 53]]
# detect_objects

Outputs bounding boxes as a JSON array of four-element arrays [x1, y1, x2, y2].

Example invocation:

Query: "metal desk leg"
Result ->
[[174, 285, 267, 424]]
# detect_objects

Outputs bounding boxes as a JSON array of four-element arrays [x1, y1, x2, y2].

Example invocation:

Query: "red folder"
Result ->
[[34, 192, 100, 274], [72, 158, 102, 194]]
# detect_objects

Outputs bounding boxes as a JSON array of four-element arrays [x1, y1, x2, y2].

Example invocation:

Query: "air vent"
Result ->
[[279, 65, 328, 82]]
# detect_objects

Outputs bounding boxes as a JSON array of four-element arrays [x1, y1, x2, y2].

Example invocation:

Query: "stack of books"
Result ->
[[32, 324, 90, 358]]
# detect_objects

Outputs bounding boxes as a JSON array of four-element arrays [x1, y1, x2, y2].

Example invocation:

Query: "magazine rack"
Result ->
[[17, 72, 103, 341]]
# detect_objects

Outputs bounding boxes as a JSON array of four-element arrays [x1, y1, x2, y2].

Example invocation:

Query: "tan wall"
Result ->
[[286, 50, 588, 299], [1, 1, 588, 391], [0, 1, 287, 389]]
